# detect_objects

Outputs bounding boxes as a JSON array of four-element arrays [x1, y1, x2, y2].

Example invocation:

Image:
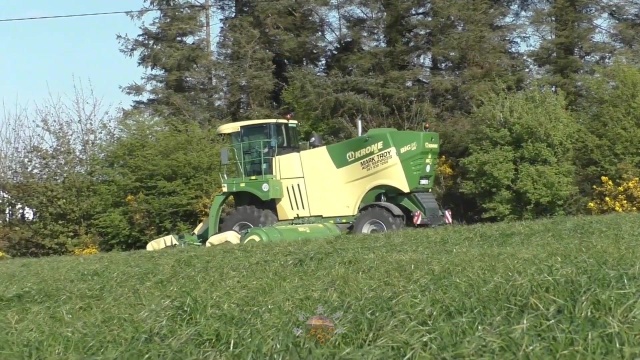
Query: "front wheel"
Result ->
[[352, 207, 405, 234], [219, 205, 278, 235]]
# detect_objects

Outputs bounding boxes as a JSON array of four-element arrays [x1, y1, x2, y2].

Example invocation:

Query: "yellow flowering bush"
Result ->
[[438, 155, 455, 181], [125, 193, 146, 225], [72, 244, 99, 256], [437, 155, 455, 188], [0, 251, 10, 260], [434, 155, 456, 199], [587, 176, 640, 214]]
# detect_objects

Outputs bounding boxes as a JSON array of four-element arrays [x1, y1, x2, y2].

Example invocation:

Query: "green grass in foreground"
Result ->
[[1, 214, 640, 359]]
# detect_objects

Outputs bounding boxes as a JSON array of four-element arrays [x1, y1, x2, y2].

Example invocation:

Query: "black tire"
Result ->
[[352, 206, 405, 234], [219, 205, 278, 235]]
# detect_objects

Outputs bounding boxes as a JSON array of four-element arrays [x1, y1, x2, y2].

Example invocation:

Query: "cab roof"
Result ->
[[216, 119, 299, 134]]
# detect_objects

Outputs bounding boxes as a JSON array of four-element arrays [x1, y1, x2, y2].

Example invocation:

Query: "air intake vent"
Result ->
[[410, 158, 423, 174], [286, 184, 306, 211]]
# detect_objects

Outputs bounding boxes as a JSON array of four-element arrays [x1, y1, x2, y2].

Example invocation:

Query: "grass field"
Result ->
[[1, 213, 639, 359]]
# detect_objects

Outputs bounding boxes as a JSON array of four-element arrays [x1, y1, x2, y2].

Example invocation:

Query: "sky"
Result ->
[[0, 1, 153, 114]]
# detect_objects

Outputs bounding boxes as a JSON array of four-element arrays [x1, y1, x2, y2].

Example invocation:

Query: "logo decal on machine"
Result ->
[[359, 149, 393, 171], [346, 141, 384, 162], [400, 142, 417, 154]]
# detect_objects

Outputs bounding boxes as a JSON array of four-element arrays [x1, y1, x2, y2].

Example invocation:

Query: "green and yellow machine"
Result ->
[[146, 117, 452, 250]]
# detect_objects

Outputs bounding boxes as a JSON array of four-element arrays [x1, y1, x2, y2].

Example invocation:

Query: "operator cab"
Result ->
[[217, 118, 302, 178], [231, 121, 300, 155]]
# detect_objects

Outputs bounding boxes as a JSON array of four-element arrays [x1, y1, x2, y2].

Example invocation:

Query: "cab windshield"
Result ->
[[230, 123, 299, 150], [227, 122, 300, 177]]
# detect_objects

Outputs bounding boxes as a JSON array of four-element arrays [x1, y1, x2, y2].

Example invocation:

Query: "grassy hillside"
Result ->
[[1, 214, 639, 359]]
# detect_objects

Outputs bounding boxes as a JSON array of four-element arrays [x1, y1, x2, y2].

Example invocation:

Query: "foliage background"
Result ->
[[2, 0, 640, 256]]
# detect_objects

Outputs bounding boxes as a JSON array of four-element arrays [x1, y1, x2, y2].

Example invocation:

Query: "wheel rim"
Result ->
[[361, 219, 387, 233], [233, 221, 253, 234]]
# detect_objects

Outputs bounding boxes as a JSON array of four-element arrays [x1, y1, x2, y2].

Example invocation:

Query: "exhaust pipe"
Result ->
[[357, 117, 362, 136]]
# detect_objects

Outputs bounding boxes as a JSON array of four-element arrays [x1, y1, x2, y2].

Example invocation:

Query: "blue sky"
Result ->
[[0, 1, 154, 112]]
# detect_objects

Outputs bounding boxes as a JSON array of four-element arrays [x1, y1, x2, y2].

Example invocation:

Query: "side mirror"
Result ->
[[309, 132, 324, 148], [220, 147, 229, 165]]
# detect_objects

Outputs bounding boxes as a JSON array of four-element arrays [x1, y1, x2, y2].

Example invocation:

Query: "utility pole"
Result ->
[[202, 0, 215, 89], [204, 0, 211, 52]]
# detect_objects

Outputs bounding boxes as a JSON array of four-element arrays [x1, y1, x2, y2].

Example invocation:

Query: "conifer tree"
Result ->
[[528, 0, 609, 105], [117, 0, 222, 124], [214, 0, 327, 120]]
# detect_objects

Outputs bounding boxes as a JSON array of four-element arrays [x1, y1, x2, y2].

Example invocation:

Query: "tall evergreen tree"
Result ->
[[117, 0, 222, 124], [284, 0, 439, 141], [607, 0, 640, 62], [214, 0, 327, 120], [416, 0, 528, 155], [528, 0, 609, 105], [283, 0, 528, 146]]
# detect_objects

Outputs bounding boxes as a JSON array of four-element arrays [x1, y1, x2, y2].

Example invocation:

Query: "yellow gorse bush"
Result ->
[[436, 155, 455, 189], [433, 155, 456, 202], [438, 155, 455, 178], [72, 244, 99, 256], [587, 176, 640, 214]]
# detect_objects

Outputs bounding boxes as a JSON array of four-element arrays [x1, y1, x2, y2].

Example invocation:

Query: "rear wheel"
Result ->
[[352, 206, 405, 234], [219, 205, 278, 235]]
